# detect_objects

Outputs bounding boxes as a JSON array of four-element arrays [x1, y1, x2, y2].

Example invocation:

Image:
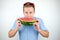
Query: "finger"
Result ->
[[36, 20, 39, 23], [33, 23, 37, 26], [33, 22, 36, 25], [17, 22, 21, 27], [17, 21, 21, 23], [16, 19, 21, 23], [35, 24, 37, 26], [18, 24, 21, 26], [16, 21, 21, 26]]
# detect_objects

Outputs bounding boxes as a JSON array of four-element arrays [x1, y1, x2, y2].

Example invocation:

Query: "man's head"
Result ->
[[23, 2, 35, 18]]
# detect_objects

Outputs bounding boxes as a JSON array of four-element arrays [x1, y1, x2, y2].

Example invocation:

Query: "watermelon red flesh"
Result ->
[[20, 18, 34, 22]]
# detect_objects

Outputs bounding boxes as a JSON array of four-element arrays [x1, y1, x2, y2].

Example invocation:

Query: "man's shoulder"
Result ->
[[34, 17, 42, 20], [16, 17, 24, 20], [34, 17, 43, 23]]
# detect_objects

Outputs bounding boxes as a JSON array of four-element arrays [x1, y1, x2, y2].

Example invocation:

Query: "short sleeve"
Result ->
[[10, 21, 16, 30], [39, 18, 47, 30], [10, 21, 25, 32]]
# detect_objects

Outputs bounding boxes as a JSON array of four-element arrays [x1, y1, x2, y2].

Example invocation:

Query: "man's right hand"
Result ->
[[16, 18, 21, 30]]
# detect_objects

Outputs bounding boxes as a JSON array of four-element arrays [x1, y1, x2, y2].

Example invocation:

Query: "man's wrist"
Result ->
[[37, 29, 41, 33], [16, 27, 19, 31]]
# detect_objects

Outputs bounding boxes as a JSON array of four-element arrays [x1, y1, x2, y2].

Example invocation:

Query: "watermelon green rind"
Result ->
[[19, 19, 36, 26]]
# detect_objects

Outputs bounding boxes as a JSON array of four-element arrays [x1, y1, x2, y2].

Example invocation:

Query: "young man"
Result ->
[[8, 2, 49, 40]]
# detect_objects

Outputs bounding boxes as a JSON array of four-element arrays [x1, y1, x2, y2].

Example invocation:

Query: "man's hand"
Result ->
[[16, 19, 21, 30], [34, 20, 40, 32], [34, 20, 49, 38]]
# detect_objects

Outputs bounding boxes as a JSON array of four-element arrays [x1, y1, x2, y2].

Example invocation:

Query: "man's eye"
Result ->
[[25, 12, 28, 14], [30, 12, 32, 14]]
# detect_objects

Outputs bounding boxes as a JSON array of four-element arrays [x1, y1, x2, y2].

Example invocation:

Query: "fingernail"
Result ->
[[36, 21, 38, 22], [19, 25, 21, 26], [18, 22, 20, 23], [35, 25, 37, 26]]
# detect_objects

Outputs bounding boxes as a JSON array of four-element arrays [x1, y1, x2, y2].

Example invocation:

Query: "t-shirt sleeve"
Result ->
[[39, 18, 47, 30], [10, 21, 16, 30], [10, 21, 24, 31]]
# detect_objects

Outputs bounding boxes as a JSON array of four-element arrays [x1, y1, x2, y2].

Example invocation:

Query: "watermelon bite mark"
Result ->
[[19, 18, 37, 26]]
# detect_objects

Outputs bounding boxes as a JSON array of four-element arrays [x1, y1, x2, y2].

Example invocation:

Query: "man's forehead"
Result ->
[[24, 7, 34, 11]]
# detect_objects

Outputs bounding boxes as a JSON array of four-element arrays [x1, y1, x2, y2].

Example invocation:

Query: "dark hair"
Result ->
[[23, 2, 35, 10]]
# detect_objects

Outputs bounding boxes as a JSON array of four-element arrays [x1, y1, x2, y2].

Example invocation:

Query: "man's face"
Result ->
[[23, 7, 35, 18]]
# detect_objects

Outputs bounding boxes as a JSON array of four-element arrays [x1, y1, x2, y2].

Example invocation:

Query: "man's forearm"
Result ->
[[8, 28, 18, 38], [38, 29, 49, 38]]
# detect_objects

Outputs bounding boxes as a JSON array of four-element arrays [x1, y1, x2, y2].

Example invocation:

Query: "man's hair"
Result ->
[[23, 2, 35, 10]]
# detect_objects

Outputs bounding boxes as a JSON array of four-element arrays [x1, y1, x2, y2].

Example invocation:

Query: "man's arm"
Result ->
[[8, 28, 19, 38], [8, 19, 21, 38], [35, 24, 49, 38], [38, 29, 49, 38], [34, 20, 49, 38]]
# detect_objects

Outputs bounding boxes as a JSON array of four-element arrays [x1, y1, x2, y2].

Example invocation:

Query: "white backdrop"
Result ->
[[0, 0, 60, 40]]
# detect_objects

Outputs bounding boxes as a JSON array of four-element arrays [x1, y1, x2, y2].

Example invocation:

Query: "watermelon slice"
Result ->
[[19, 18, 37, 26]]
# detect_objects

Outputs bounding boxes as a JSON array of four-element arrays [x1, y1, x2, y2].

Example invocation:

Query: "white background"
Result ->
[[0, 0, 60, 40]]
